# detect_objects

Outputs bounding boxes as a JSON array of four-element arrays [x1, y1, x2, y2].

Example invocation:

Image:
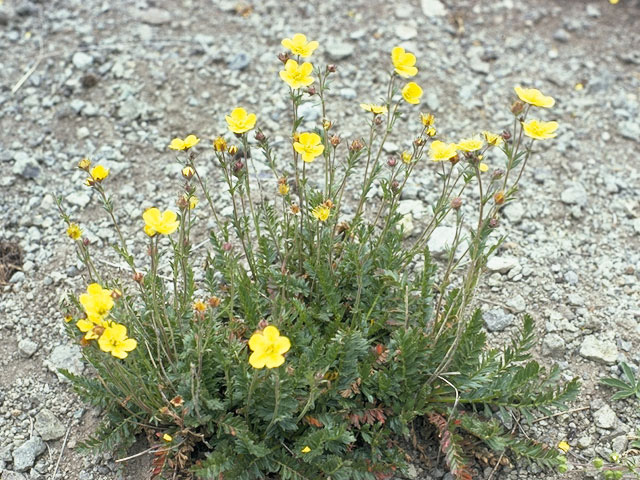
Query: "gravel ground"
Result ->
[[1, 0, 639, 479]]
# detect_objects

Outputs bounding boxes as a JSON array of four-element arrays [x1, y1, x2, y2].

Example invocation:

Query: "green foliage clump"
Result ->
[[57, 35, 577, 479]]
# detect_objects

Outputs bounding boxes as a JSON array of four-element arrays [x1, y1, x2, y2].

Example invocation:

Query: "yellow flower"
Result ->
[[189, 195, 198, 210], [98, 322, 137, 359], [522, 119, 559, 140], [64, 315, 73, 323], [278, 183, 290, 195], [402, 82, 423, 105], [610, 0, 619, 3], [479, 162, 489, 172], [143, 208, 180, 236], [429, 140, 458, 162], [557, 441, 570, 453], [301, 446, 311, 453], [80, 283, 114, 323], [401, 151, 412, 164], [169, 134, 200, 151], [360, 103, 388, 115], [193, 300, 207, 312], [78, 158, 91, 170], [225, 108, 257, 134], [248, 325, 291, 369], [482, 131, 503, 146], [163, 434, 173, 442], [86, 165, 109, 185], [311, 204, 331, 222], [279, 59, 314, 89], [391, 46, 418, 78], [281, 33, 319, 58], [293, 132, 324, 163], [426, 126, 436, 137], [67, 223, 82, 240], [420, 113, 435, 126], [514, 86, 555, 108], [77, 317, 108, 340], [213, 136, 227, 152], [457, 136, 484, 152]]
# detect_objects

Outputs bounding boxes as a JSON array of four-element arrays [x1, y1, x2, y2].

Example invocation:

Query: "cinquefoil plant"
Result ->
[[57, 33, 578, 479]]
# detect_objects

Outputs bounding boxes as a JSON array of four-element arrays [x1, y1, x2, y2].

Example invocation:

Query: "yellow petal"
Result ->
[[249, 351, 267, 369], [248, 332, 268, 352], [275, 336, 291, 355], [265, 353, 285, 369], [263, 325, 280, 342]]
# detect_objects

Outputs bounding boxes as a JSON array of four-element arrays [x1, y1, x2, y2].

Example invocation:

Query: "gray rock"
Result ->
[[469, 57, 490, 75], [66, 192, 91, 208], [1, 472, 28, 480], [425, 91, 440, 111], [227, 51, 251, 71], [326, 40, 354, 61], [633, 218, 640, 235], [339, 87, 357, 100], [577, 435, 592, 448], [560, 182, 588, 206], [77, 126, 91, 139], [138, 7, 171, 25], [579, 335, 618, 365], [45, 344, 85, 381], [72, 51, 94, 71], [427, 226, 457, 257], [397, 199, 427, 217], [12, 436, 45, 472], [12, 151, 40, 179], [619, 120, 640, 141], [0, 10, 9, 26], [503, 202, 525, 223], [35, 409, 66, 441], [395, 25, 417, 40], [553, 28, 570, 43], [298, 102, 321, 123], [483, 308, 516, 332], [564, 270, 579, 285], [586, 5, 600, 17], [0, 445, 12, 461], [17, 338, 38, 358], [611, 435, 628, 453], [593, 404, 617, 429], [506, 294, 526, 313], [486, 256, 519, 274], [420, 0, 447, 16], [543, 333, 566, 358], [567, 293, 584, 306]]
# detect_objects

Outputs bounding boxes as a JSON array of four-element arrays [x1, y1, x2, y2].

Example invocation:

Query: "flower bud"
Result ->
[[277, 52, 290, 64], [511, 100, 525, 116], [213, 137, 227, 152], [111, 289, 122, 300], [451, 197, 463, 210], [133, 272, 144, 283], [177, 194, 189, 210], [82, 237, 90, 247], [170, 395, 184, 407], [323, 199, 334, 209], [307, 86, 317, 96], [255, 131, 266, 142], [387, 157, 397, 168], [257, 319, 269, 330], [330, 135, 341, 147], [492, 168, 504, 180], [494, 191, 505, 205], [322, 119, 332, 130], [290, 204, 300, 215], [501, 130, 511, 141], [426, 126, 436, 137], [374, 115, 383, 126], [336, 221, 349, 234], [78, 158, 91, 170], [222, 242, 233, 251], [449, 154, 460, 165], [488, 218, 499, 228], [228, 145, 238, 156], [349, 139, 364, 152], [326, 64, 337, 73], [420, 112, 435, 126], [278, 182, 290, 195], [181, 166, 195, 179], [414, 136, 426, 147], [391, 180, 400, 192], [208, 296, 221, 308], [233, 160, 244, 174]]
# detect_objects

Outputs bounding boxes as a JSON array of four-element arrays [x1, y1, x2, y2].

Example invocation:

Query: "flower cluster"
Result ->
[[515, 86, 558, 139], [74, 283, 137, 359]]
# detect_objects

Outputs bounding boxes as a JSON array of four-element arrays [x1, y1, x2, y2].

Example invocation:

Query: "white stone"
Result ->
[[593, 404, 617, 429], [72, 51, 93, 70], [486, 256, 519, 274], [420, 0, 447, 16], [579, 335, 618, 365], [427, 226, 457, 256]]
